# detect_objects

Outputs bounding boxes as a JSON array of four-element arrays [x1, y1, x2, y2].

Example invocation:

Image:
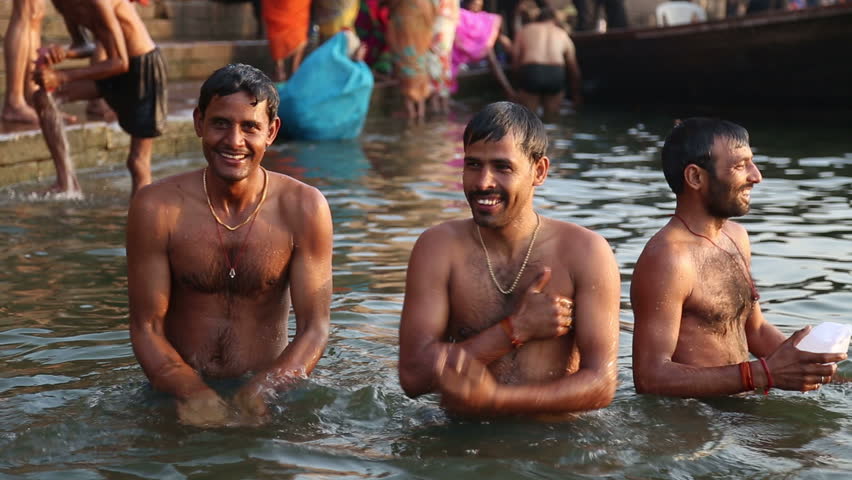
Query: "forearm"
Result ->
[[486, 50, 515, 97], [634, 360, 760, 397], [491, 366, 616, 415], [130, 323, 209, 399], [401, 324, 515, 397], [57, 58, 127, 84], [748, 322, 785, 358], [253, 325, 328, 391]]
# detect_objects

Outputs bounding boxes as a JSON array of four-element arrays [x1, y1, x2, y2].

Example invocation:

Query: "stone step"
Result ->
[[0, 38, 273, 96], [0, 0, 262, 44]]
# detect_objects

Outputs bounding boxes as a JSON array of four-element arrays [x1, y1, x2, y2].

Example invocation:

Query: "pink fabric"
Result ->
[[451, 8, 501, 81]]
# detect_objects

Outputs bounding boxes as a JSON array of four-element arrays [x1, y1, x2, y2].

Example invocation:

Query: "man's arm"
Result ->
[[438, 233, 619, 414], [245, 186, 333, 394], [52, 0, 130, 85], [127, 187, 220, 401], [399, 226, 520, 398], [562, 33, 582, 107], [632, 240, 755, 396]]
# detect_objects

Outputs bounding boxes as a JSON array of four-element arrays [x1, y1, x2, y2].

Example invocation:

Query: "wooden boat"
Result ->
[[571, 3, 852, 106]]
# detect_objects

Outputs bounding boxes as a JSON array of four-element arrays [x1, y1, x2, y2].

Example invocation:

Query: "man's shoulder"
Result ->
[[634, 223, 695, 274], [132, 170, 199, 209], [269, 171, 327, 210], [546, 218, 610, 250], [417, 219, 470, 245]]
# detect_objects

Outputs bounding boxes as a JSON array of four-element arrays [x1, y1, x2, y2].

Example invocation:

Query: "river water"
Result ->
[[1, 104, 850, 479]]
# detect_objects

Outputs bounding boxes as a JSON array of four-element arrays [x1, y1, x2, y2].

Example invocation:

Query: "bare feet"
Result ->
[[2, 103, 39, 124], [44, 178, 82, 199]]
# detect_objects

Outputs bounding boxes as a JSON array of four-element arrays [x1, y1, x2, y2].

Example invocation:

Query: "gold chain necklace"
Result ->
[[202, 167, 269, 231], [476, 213, 541, 295]]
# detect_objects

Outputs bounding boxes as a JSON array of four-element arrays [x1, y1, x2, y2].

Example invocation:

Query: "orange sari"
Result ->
[[262, 0, 311, 61]]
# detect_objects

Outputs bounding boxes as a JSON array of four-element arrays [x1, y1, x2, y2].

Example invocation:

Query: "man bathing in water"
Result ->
[[33, 0, 166, 196], [512, 7, 581, 117], [399, 102, 620, 417], [128, 64, 331, 426], [631, 118, 847, 397]]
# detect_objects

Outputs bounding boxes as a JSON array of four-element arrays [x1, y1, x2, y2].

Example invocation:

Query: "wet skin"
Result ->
[[632, 140, 847, 397], [128, 92, 332, 426], [399, 133, 621, 417]]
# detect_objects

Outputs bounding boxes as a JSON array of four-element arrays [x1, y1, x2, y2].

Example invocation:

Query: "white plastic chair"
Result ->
[[655, 1, 708, 26]]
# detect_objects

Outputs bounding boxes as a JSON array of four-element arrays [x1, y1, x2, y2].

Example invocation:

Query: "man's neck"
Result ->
[[206, 167, 266, 216], [673, 204, 728, 239], [477, 210, 541, 259]]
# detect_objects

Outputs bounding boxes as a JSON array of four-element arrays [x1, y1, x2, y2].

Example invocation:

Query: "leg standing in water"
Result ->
[[2, 0, 44, 124]]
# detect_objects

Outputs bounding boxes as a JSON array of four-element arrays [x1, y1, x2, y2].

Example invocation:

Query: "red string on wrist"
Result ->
[[739, 361, 755, 391], [500, 316, 523, 348], [758, 357, 773, 394]]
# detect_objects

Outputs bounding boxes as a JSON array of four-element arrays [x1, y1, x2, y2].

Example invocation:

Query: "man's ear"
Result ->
[[683, 164, 706, 191], [193, 107, 203, 137], [267, 116, 281, 146], [532, 156, 549, 186]]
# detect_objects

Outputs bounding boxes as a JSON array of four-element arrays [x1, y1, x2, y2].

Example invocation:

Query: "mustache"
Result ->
[[469, 189, 505, 198]]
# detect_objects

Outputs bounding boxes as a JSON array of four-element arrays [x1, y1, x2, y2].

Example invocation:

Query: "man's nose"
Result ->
[[748, 161, 762, 184], [475, 167, 497, 190], [224, 125, 245, 147]]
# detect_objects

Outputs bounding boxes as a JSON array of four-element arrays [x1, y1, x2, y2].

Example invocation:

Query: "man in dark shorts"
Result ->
[[33, 0, 166, 197], [512, 7, 581, 117]]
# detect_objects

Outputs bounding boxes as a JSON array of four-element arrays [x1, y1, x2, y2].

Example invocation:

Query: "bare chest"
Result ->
[[685, 249, 755, 336], [169, 219, 293, 297]]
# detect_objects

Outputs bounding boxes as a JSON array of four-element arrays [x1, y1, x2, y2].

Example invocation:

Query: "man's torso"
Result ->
[[55, 0, 156, 58], [155, 171, 299, 377], [444, 218, 581, 384], [666, 226, 755, 366], [517, 22, 570, 65]]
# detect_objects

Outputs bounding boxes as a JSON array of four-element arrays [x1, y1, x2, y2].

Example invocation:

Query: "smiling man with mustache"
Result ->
[[398, 102, 621, 417], [127, 64, 332, 427], [631, 117, 846, 397]]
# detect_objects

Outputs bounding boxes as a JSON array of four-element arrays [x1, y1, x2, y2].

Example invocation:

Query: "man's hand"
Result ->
[[435, 346, 498, 414], [37, 45, 69, 67], [176, 389, 232, 427], [511, 267, 573, 344], [33, 67, 65, 92], [764, 327, 847, 391], [232, 381, 272, 425]]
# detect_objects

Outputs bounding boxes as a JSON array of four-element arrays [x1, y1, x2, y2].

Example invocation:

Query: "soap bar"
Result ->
[[796, 322, 852, 354]]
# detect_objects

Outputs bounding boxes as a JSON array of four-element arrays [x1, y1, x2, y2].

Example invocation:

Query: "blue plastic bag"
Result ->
[[278, 32, 374, 140]]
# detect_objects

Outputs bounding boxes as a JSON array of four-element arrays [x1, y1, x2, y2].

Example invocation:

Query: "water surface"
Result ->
[[1, 104, 851, 479]]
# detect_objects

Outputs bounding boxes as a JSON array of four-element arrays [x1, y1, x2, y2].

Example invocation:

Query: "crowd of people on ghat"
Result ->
[[0, 0, 848, 428]]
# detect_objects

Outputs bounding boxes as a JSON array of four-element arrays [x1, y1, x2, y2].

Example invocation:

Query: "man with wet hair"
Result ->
[[399, 101, 620, 417], [631, 117, 846, 397], [32, 0, 167, 197], [128, 64, 332, 427]]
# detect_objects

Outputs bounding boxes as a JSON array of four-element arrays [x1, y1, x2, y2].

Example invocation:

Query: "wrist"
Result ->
[[500, 316, 524, 347], [758, 357, 773, 394]]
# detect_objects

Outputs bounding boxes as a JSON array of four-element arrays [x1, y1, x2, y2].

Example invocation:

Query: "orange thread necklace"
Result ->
[[672, 213, 760, 302]]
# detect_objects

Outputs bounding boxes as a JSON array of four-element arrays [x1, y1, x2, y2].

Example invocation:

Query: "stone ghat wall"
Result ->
[[0, 0, 270, 96]]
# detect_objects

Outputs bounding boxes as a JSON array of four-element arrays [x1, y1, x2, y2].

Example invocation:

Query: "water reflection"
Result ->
[[0, 106, 850, 478]]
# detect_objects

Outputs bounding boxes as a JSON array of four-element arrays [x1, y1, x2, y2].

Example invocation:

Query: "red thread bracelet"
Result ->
[[500, 316, 523, 348], [758, 357, 773, 394]]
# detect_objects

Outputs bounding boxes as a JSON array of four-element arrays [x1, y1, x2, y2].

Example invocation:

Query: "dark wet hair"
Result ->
[[197, 63, 279, 123], [463, 101, 548, 163], [538, 6, 556, 21], [661, 117, 750, 194]]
